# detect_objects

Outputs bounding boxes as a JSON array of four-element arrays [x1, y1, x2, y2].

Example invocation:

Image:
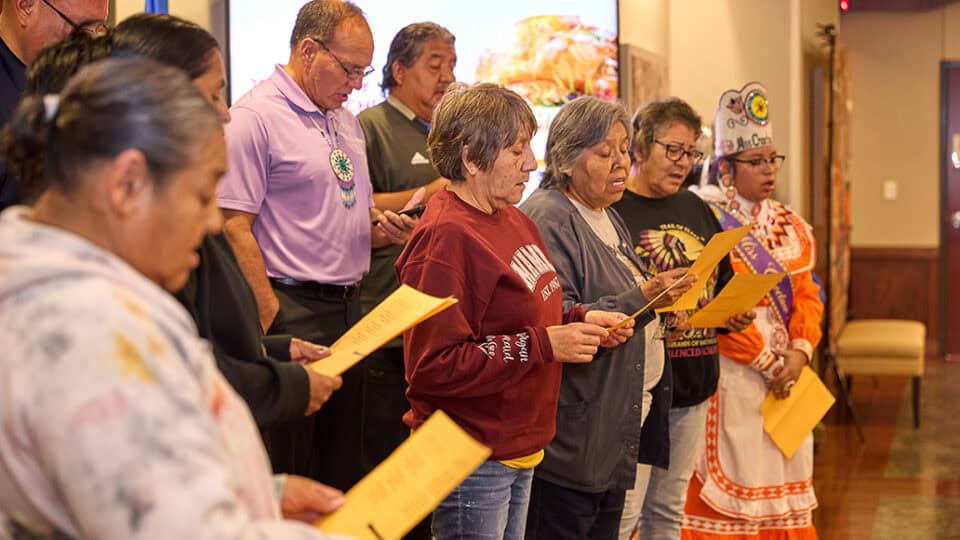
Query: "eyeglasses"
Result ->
[[314, 39, 374, 81], [654, 140, 704, 163], [732, 155, 787, 168], [41, 0, 107, 35]]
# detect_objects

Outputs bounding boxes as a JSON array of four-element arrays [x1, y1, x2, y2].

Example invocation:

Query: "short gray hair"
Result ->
[[289, 0, 366, 50], [541, 97, 631, 189], [428, 83, 536, 181], [381, 22, 455, 92]]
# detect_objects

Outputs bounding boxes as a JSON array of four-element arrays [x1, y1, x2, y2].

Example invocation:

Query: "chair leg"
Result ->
[[912, 376, 921, 428], [831, 355, 864, 442]]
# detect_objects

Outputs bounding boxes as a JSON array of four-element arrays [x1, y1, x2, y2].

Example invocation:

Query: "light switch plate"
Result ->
[[883, 180, 898, 201]]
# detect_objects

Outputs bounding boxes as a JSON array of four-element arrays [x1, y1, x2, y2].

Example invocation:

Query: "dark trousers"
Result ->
[[265, 282, 363, 491], [525, 476, 626, 540], [361, 346, 431, 540], [360, 347, 408, 470]]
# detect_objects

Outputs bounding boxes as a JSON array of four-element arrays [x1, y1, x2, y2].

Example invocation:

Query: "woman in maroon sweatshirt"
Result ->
[[396, 83, 635, 540]]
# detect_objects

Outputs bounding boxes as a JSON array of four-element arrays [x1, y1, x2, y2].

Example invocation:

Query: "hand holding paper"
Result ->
[[606, 270, 694, 331], [761, 366, 835, 459], [656, 225, 752, 313], [685, 273, 785, 328], [315, 410, 491, 539], [310, 285, 458, 377]]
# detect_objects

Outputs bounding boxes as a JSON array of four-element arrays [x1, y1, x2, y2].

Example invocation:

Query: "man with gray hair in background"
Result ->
[[217, 0, 420, 491], [357, 23, 454, 538]]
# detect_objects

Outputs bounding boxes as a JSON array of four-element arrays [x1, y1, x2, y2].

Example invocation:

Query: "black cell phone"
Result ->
[[397, 204, 426, 218], [372, 204, 427, 225]]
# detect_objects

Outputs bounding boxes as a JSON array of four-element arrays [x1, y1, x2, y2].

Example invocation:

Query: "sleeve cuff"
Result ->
[[263, 334, 293, 362], [272, 473, 288, 501], [563, 305, 587, 324], [749, 345, 783, 382], [531, 326, 555, 363], [277, 362, 311, 419], [790, 338, 814, 363], [217, 197, 262, 215]]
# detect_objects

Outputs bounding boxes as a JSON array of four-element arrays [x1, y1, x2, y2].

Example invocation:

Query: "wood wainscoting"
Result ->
[[848, 247, 939, 356]]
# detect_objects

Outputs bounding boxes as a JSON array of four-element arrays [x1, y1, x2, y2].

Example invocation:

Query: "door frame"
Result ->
[[938, 61, 960, 358]]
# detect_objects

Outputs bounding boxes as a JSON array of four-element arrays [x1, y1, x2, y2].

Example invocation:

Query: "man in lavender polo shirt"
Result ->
[[217, 0, 420, 491]]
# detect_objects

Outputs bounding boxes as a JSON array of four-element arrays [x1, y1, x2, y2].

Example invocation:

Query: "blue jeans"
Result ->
[[432, 460, 534, 540], [618, 400, 708, 540]]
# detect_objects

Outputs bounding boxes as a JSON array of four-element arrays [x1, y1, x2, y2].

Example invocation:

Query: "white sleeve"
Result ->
[[23, 297, 350, 540]]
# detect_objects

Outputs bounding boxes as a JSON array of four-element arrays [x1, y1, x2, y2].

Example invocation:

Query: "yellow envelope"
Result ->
[[310, 284, 458, 377], [315, 410, 491, 539], [761, 366, 836, 459], [686, 273, 784, 328], [656, 225, 751, 313]]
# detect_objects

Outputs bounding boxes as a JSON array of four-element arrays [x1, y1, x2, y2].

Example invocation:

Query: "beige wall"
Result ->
[[618, 0, 669, 57], [112, 0, 223, 42], [844, 10, 943, 247], [616, 0, 838, 218]]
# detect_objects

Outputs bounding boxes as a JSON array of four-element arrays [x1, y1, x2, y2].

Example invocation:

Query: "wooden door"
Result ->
[[940, 62, 960, 359]]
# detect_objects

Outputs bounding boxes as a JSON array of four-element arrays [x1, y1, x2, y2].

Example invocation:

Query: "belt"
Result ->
[[270, 277, 360, 300]]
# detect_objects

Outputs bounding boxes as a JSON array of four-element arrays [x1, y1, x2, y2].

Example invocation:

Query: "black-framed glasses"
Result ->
[[313, 39, 374, 81], [732, 155, 787, 168], [654, 139, 704, 163]]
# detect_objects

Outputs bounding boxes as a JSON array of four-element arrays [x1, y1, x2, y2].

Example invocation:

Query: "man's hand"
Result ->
[[584, 310, 634, 347], [281, 475, 344, 523], [289, 338, 331, 365], [373, 187, 425, 245]]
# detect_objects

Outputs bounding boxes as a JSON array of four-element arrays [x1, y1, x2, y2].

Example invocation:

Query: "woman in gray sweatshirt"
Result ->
[[521, 96, 696, 540]]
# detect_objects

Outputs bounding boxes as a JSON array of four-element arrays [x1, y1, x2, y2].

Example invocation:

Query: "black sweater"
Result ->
[[612, 189, 734, 408], [175, 233, 309, 431]]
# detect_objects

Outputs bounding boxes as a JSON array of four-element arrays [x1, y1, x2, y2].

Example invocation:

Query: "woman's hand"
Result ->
[[768, 349, 807, 399], [289, 338, 331, 365], [724, 311, 756, 332], [280, 475, 344, 522], [584, 310, 634, 347], [302, 368, 342, 415], [545, 322, 609, 363], [640, 268, 697, 309]]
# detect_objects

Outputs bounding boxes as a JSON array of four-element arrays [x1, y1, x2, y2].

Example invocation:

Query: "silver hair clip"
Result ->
[[42, 95, 61, 122]]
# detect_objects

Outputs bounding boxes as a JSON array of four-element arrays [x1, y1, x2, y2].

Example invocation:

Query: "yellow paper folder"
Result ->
[[656, 225, 751, 313], [315, 410, 491, 539], [761, 366, 836, 459], [310, 284, 458, 377], [686, 273, 785, 328]]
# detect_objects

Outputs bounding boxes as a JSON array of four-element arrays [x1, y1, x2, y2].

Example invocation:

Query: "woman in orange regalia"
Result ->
[[682, 82, 823, 540]]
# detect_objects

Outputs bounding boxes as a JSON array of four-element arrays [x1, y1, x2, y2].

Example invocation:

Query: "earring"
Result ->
[[721, 172, 740, 212]]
